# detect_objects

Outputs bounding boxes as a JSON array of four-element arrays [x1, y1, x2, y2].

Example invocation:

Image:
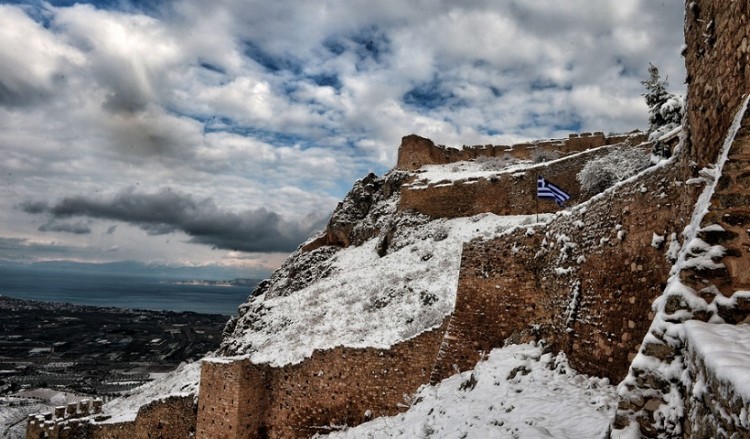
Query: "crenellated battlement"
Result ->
[[25, 399, 103, 438], [395, 131, 645, 171]]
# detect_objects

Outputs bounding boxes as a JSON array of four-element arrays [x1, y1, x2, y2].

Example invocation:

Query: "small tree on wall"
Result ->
[[642, 64, 684, 157]]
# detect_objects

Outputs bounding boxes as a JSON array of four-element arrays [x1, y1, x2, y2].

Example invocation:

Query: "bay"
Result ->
[[0, 266, 258, 316]]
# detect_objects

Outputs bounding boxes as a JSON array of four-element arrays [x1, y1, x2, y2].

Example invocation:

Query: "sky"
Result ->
[[0, 0, 686, 279]]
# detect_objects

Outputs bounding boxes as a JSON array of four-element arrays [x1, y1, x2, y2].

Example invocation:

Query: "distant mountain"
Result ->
[[168, 278, 260, 287], [0, 259, 268, 282]]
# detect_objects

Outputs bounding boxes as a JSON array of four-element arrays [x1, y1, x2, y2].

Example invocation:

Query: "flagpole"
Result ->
[[536, 174, 539, 223]]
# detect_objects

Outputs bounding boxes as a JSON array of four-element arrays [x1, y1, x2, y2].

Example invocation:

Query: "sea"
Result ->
[[0, 266, 258, 316]]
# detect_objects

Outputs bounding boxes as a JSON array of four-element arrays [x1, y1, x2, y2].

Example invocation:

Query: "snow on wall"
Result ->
[[612, 95, 750, 438], [99, 361, 201, 424], [324, 342, 617, 439], [219, 213, 544, 367], [684, 320, 750, 401]]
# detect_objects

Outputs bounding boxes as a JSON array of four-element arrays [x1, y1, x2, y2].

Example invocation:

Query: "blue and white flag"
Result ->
[[537, 176, 571, 207]]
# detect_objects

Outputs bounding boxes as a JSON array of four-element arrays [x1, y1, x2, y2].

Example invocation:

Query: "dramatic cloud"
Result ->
[[22, 187, 327, 253], [0, 0, 686, 272], [39, 219, 92, 235]]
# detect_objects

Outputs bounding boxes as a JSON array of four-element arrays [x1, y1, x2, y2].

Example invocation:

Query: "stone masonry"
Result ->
[[26, 396, 195, 439], [27, 1, 750, 437], [196, 322, 447, 439], [396, 132, 643, 171], [430, 161, 694, 385], [399, 139, 648, 219], [608, 0, 750, 435], [684, 0, 750, 170]]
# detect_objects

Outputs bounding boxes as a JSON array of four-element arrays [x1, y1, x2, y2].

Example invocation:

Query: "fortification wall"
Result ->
[[684, 0, 750, 169], [431, 161, 695, 383], [682, 324, 750, 438], [395, 132, 643, 171], [398, 143, 645, 219], [26, 396, 195, 439], [196, 322, 447, 439], [613, 94, 750, 439]]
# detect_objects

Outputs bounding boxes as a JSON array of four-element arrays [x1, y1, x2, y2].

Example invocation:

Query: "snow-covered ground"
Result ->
[[405, 144, 620, 189], [100, 360, 201, 424], [684, 321, 750, 400], [323, 342, 617, 439], [219, 213, 551, 367], [1, 397, 48, 439], [408, 159, 533, 187]]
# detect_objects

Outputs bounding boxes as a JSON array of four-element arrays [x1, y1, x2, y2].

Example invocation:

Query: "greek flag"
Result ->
[[537, 176, 571, 207]]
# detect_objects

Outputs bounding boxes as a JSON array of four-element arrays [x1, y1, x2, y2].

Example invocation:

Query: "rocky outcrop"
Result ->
[[300, 170, 410, 252]]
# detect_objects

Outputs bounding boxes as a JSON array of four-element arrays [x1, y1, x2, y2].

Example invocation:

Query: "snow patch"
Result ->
[[323, 343, 616, 439], [223, 214, 538, 367], [100, 361, 201, 424], [684, 321, 750, 401]]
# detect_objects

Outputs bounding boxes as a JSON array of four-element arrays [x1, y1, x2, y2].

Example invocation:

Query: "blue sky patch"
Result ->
[[243, 41, 301, 74], [403, 77, 461, 110], [307, 73, 342, 91]]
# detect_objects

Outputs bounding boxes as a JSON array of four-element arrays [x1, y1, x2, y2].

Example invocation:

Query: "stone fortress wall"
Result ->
[[25, 396, 195, 439], [196, 323, 447, 439], [608, 0, 750, 436], [683, 0, 750, 170], [398, 133, 649, 219], [27, 0, 750, 437], [396, 131, 643, 171]]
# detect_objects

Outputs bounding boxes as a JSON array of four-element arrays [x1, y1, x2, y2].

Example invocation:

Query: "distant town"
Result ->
[[0, 295, 227, 438]]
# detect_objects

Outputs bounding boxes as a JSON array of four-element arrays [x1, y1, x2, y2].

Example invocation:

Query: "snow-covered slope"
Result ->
[[323, 342, 617, 439], [100, 361, 201, 424], [218, 212, 547, 367]]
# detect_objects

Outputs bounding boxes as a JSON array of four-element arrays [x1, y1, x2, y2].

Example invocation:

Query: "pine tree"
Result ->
[[642, 63, 671, 132], [641, 64, 684, 156]]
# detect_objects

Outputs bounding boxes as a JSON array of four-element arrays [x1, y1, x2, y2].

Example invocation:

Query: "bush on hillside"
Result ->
[[577, 148, 651, 196], [531, 149, 560, 163]]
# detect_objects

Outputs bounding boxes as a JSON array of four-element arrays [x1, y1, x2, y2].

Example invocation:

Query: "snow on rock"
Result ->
[[0, 397, 48, 439], [406, 158, 532, 188], [100, 361, 201, 424], [220, 214, 543, 367], [684, 321, 750, 401], [651, 233, 665, 249], [322, 343, 617, 439], [405, 144, 618, 189]]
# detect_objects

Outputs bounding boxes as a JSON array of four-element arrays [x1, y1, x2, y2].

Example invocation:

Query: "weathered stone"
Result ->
[[643, 398, 663, 412], [641, 342, 676, 362], [663, 294, 689, 315]]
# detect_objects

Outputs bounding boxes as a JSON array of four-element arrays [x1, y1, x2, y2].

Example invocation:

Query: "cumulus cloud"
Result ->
[[21, 187, 328, 253], [0, 0, 686, 268], [0, 5, 83, 107]]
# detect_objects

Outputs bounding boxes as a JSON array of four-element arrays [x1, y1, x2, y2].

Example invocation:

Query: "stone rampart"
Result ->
[[431, 161, 695, 384], [395, 132, 643, 171], [684, 0, 750, 169], [682, 323, 750, 438], [398, 143, 648, 219], [26, 396, 195, 439], [196, 321, 447, 439], [612, 91, 750, 439]]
